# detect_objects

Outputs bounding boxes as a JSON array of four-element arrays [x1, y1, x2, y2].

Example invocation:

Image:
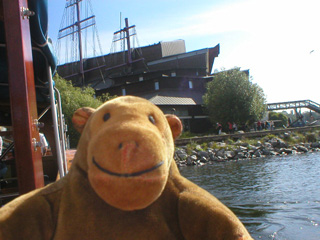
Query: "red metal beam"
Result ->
[[3, 0, 44, 194]]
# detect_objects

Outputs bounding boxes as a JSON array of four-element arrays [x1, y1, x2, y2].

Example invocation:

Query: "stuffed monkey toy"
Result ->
[[0, 96, 252, 240]]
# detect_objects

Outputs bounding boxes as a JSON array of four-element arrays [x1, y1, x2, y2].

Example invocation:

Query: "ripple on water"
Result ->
[[179, 152, 320, 240]]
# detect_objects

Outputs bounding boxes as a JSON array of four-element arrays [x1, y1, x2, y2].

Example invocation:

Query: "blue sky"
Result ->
[[48, 0, 320, 104]]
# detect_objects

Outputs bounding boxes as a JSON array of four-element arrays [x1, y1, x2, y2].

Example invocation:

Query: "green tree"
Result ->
[[203, 68, 266, 128], [268, 111, 288, 128], [54, 75, 113, 148]]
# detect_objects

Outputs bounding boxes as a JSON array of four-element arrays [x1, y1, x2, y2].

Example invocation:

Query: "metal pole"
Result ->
[[54, 87, 68, 174], [47, 67, 65, 178]]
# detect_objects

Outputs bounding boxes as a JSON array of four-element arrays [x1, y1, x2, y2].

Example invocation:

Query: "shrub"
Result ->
[[306, 133, 317, 142], [269, 112, 288, 128], [54, 75, 114, 148]]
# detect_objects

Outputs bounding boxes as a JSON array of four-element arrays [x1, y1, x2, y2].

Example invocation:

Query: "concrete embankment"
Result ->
[[175, 125, 320, 146], [174, 126, 320, 166]]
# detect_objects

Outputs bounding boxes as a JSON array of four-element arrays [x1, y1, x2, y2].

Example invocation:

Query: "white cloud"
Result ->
[[92, 0, 320, 103]]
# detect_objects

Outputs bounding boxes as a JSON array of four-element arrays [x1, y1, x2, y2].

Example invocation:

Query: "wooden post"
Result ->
[[3, 0, 44, 194]]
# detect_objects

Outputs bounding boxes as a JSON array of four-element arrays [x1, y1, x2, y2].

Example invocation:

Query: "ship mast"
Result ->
[[110, 17, 145, 75], [113, 18, 135, 67], [56, 2, 146, 87], [56, 0, 104, 86], [75, 0, 85, 84]]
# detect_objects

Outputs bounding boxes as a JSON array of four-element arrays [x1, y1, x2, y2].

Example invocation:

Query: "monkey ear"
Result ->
[[72, 107, 95, 133], [165, 114, 183, 140]]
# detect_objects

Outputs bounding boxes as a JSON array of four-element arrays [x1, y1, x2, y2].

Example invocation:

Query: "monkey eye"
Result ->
[[148, 115, 156, 124], [103, 113, 110, 122]]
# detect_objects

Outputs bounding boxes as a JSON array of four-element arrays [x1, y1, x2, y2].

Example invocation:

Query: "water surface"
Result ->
[[179, 152, 320, 240]]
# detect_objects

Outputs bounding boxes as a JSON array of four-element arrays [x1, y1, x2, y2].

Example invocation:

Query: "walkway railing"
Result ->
[[267, 100, 320, 113]]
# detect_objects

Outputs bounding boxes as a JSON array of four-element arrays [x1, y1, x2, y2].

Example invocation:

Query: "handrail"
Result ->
[[54, 87, 68, 174], [267, 100, 320, 112], [48, 66, 66, 178], [32, 46, 67, 177]]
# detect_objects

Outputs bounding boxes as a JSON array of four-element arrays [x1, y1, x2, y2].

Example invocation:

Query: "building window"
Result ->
[[155, 81, 159, 90], [189, 80, 193, 89], [171, 72, 176, 77], [122, 88, 126, 96]]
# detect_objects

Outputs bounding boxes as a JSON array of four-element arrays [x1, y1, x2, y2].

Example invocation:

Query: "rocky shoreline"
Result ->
[[174, 131, 320, 167]]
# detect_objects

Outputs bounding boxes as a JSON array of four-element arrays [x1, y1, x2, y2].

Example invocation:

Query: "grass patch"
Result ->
[[305, 132, 317, 142], [180, 131, 197, 139], [241, 138, 259, 146], [200, 142, 208, 151], [291, 132, 306, 143], [261, 134, 277, 143], [186, 142, 197, 155]]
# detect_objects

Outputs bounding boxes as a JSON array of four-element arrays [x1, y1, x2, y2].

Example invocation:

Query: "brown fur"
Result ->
[[0, 96, 253, 239]]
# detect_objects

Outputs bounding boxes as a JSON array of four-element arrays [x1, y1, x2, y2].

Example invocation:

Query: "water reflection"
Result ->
[[179, 152, 320, 240]]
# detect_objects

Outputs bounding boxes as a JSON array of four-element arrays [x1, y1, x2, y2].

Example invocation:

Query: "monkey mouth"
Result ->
[[92, 157, 164, 178]]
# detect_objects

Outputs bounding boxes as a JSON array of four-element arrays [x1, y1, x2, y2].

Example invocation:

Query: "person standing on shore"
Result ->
[[216, 122, 222, 135], [233, 122, 237, 132], [228, 122, 233, 134], [257, 121, 262, 131], [270, 120, 274, 130]]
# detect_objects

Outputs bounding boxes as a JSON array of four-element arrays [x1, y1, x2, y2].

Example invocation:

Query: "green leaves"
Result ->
[[54, 75, 114, 147], [268, 112, 288, 128], [203, 68, 266, 128]]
